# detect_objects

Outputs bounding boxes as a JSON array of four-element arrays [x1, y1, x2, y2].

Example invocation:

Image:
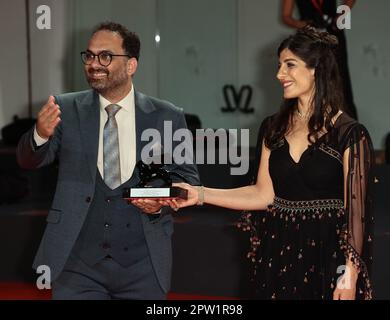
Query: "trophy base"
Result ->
[[123, 186, 188, 200]]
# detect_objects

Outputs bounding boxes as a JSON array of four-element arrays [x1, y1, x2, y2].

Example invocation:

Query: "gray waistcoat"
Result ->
[[71, 172, 148, 267]]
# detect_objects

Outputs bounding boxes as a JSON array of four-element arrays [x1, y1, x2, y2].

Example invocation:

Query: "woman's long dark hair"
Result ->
[[264, 26, 346, 149]]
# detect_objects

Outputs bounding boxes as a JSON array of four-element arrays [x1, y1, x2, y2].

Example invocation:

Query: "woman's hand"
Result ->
[[333, 284, 356, 300], [333, 282, 356, 300], [333, 266, 358, 300], [158, 182, 200, 211]]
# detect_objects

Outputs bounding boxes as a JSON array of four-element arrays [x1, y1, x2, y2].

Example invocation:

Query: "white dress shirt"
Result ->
[[34, 86, 137, 184]]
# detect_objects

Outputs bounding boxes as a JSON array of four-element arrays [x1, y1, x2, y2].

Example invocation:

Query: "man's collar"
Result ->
[[99, 85, 135, 113]]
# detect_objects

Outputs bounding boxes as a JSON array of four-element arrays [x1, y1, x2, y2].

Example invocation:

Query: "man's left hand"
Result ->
[[131, 199, 163, 214]]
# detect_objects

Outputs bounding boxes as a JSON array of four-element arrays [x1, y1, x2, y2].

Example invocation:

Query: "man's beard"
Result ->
[[85, 66, 128, 93]]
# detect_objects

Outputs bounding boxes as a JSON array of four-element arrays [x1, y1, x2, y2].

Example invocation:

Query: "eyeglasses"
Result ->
[[80, 51, 131, 67]]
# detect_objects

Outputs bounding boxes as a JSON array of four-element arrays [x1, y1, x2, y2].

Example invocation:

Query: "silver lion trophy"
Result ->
[[123, 160, 188, 201]]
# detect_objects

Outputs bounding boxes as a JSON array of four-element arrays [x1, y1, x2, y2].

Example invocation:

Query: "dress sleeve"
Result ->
[[341, 123, 375, 299], [237, 117, 271, 265]]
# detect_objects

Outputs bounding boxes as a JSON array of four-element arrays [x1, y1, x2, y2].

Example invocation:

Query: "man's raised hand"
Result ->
[[36, 96, 61, 139]]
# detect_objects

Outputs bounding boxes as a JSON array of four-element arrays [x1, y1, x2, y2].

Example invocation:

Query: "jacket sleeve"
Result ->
[[16, 96, 62, 169]]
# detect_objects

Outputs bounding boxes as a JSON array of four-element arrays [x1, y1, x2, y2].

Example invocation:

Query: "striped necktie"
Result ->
[[103, 104, 121, 189]]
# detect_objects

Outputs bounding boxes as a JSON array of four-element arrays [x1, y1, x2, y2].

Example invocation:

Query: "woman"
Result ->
[[281, 0, 358, 120], [155, 26, 374, 300]]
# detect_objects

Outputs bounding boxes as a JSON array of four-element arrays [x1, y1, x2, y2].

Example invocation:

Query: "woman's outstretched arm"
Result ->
[[164, 141, 275, 212]]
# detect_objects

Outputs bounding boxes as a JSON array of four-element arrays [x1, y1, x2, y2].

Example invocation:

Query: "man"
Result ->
[[17, 22, 200, 299]]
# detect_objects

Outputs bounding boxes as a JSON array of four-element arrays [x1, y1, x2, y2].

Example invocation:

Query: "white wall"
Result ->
[[0, 0, 29, 133], [346, 0, 389, 148], [0, 0, 69, 136], [157, 0, 238, 130], [238, 0, 291, 145], [29, 0, 69, 115]]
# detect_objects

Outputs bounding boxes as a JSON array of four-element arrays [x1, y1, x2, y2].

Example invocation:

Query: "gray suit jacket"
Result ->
[[17, 89, 200, 293]]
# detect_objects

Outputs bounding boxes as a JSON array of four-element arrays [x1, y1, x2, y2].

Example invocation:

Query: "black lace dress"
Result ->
[[238, 113, 374, 300]]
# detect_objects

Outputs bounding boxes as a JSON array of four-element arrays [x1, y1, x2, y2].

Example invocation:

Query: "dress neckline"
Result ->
[[284, 113, 343, 165]]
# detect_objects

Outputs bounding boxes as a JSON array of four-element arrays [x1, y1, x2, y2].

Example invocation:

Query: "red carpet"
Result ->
[[0, 283, 50, 300], [0, 283, 238, 300]]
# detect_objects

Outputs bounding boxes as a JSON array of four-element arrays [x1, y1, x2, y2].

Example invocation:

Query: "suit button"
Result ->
[[102, 243, 111, 250], [85, 196, 92, 203], [126, 223, 130, 228], [106, 198, 111, 203], [104, 223, 110, 228], [123, 247, 128, 252]]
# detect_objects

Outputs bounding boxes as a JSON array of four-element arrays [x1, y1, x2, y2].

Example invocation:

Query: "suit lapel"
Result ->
[[76, 90, 100, 184], [135, 91, 157, 163], [75, 90, 157, 184]]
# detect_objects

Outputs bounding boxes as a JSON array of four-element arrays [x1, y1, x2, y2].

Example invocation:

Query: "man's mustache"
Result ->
[[87, 67, 109, 74]]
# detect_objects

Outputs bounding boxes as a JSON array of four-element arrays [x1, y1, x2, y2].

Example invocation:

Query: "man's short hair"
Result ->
[[92, 21, 141, 60]]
